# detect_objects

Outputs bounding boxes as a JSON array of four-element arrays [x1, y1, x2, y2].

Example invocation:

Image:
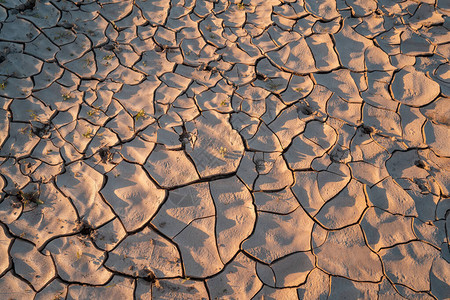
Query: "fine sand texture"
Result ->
[[0, 0, 449, 299]]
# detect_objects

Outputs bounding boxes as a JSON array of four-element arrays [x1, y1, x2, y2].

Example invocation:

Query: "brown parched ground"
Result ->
[[0, 0, 449, 299]]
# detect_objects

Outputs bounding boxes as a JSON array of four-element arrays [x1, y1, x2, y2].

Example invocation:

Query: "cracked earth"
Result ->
[[0, 0, 449, 299]]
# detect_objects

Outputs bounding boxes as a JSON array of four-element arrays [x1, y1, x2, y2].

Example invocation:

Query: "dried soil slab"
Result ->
[[254, 188, 299, 214], [33, 81, 83, 111], [0, 53, 42, 78], [134, 279, 152, 300], [304, 0, 340, 20], [314, 225, 383, 281], [59, 119, 100, 153], [361, 207, 415, 251], [152, 279, 209, 299], [254, 286, 299, 299], [64, 51, 97, 78], [396, 178, 440, 222], [218, 40, 260, 65], [75, 16, 109, 48], [180, 38, 219, 67], [291, 171, 324, 215], [0, 18, 39, 42], [145, 145, 199, 188], [414, 219, 447, 249], [35, 279, 67, 300], [108, 65, 145, 85], [56, 161, 114, 228], [0, 272, 35, 300], [390, 53, 416, 70], [207, 252, 262, 299], [268, 105, 308, 149], [420, 97, 450, 126], [399, 105, 427, 148], [0, 197, 22, 225], [44, 27, 76, 46], [315, 180, 367, 230], [243, 206, 314, 264], [0, 224, 11, 274], [67, 275, 134, 300], [304, 120, 337, 149], [210, 177, 255, 263], [104, 103, 135, 141], [367, 177, 418, 216], [155, 83, 183, 106], [334, 21, 372, 71], [270, 251, 315, 287], [306, 33, 340, 72], [10, 97, 53, 123], [317, 162, 351, 202], [376, 278, 406, 299], [391, 66, 440, 107], [395, 285, 435, 299], [10, 239, 55, 291], [136, 0, 170, 26], [216, 3, 246, 27], [348, 161, 389, 186], [224, 63, 255, 86], [401, 30, 435, 56], [0, 157, 30, 190], [248, 122, 283, 152], [45, 235, 112, 285], [329, 277, 378, 299], [0, 108, 9, 148], [407, 3, 444, 28], [252, 29, 283, 53], [120, 136, 155, 165], [0, 122, 40, 158], [151, 182, 215, 238], [424, 121, 450, 157], [296, 268, 330, 299], [267, 37, 317, 74], [313, 18, 340, 34], [280, 75, 315, 105], [93, 217, 126, 252], [284, 135, 325, 170], [94, 49, 119, 80], [101, 161, 165, 232], [100, 1, 133, 21], [105, 226, 182, 278], [430, 257, 450, 299], [0, 6, 5, 22], [19, 0, 60, 28], [315, 69, 363, 103], [135, 50, 175, 77], [185, 110, 244, 178], [421, 149, 450, 196], [422, 26, 450, 46], [363, 104, 402, 137], [254, 152, 294, 191], [386, 149, 429, 179], [351, 0, 379, 16], [32, 62, 63, 90], [56, 34, 92, 65], [197, 87, 233, 113], [0, 76, 33, 99], [326, 94, 362, 126], [380, 241, 440, 291], [173, 216, 224, 277], [365, 45, 394, 71], [114, 78, 160, 117]]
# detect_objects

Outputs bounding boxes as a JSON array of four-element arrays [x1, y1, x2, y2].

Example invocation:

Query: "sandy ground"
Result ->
[[0, 0, 449, 299]]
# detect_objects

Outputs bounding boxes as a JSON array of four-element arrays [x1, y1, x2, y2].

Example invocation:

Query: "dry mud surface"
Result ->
[[0, 0, 449, 299]]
